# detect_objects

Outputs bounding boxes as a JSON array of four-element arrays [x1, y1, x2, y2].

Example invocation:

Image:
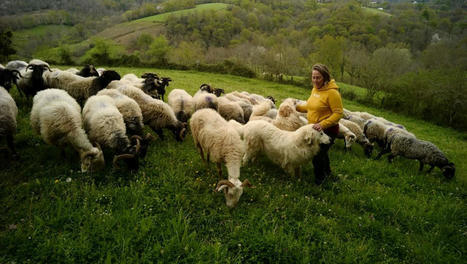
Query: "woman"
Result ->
[[296, 63, 343, 185]]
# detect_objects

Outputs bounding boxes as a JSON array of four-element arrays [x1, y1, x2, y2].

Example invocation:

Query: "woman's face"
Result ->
[[312, 70, 324, 89]]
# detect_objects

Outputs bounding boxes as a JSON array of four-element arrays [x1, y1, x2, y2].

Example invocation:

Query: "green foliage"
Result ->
[[0, 30, 16, 62], [0, 67, 466, 263], [80, 38, 126, 65], [141, 36, 171, 65]]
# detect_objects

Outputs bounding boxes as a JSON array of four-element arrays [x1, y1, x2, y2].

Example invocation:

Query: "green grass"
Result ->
[[1, 67, 466, 263], [362, 7, 392, 17], [132, 3, 230, 23]]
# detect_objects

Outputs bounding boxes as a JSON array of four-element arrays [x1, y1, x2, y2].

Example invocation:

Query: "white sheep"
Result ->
[[339, 118, 373, 157], [217, 96, 245, 123], [337, 123, 356, 150], [363, 119, 389, 150], [190, 108, 252, 208], [167, 88, 194, 122], [16, 59, 51, 98], [30, 89, 105, 172], [96, 89, 144, 136], [193, 89, 219, 112], [0, 86, 18, 157], [243, 120, 331, 177], [116, 85, 187, 141]]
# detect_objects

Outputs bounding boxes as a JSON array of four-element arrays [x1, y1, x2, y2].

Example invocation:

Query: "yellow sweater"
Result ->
[[296, 79, 343, 129]]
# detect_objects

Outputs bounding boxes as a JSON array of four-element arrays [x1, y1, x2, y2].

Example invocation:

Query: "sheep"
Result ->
[[16, 59, 52, 98], [154, 77, 172, 101], [83, 95, 142, 169], [5, 60, 27, 72], [43, 69, 80, 89], [190, 108, 252, 208], [0, 86, 18, 157], [30, 89, 105, 172], [0, 68, 21, 92], [59, 70, 121, 104], [167, 88, 194, 122], [65, 68, 80, 74], [374, 126, 415, 160], [96, 89, 144, 136], [236, 100, 253, 122], [213, 88, 225, 97], [77, 64, 99, 77], [193, 90, 218, 111], [339, 119, 373, 157], [353, 111, 376, 120], [118, 73, 160, 99], [116, 85, 187, 141], [242, 120, 331, 177], [384, 133, 455, 179], [344, 114, 366, 130], [96, 68, 106, 76], [249, 101, 274, 122], [217, 96, 245, 124], [363, 119, 389, 150], [336, 123, 356, 150]]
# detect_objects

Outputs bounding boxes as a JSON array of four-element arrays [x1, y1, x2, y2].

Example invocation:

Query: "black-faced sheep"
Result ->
[[168, 88, 194, 123], [77, 64, 99, 77], [242, 120, 331, 177], [0, 68, 21, 92], [60, 70, 121, 104], [0, 86, 18, 157], [190, 108, 252, 208], [16, 59, 52, 98], [96, 89, 144, 136], [154, 77, 172, 101], [116, 85, 187, 141], [30, 89, 105, 172]]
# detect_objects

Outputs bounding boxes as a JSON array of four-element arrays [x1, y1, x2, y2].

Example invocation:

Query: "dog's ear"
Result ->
[[304, 131, 314, 145], [279, 105, 293, 118]]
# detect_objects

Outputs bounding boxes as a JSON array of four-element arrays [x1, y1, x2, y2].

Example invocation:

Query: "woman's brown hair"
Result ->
[[312, 63, 331, 84]]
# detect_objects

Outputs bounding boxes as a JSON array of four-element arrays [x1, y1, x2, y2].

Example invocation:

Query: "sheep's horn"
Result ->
[[215, 180, 235, 191], [12, 70, 22, 78], [94, 142, 102, 151], [44, 65, 52, 72], [241, 179, 254, 188], [26, 65, 33, 71], [113, 154, 135, 168], [179, 127, 186, 140], [133, 137, 141, 154], [144, 133, 155, 141]]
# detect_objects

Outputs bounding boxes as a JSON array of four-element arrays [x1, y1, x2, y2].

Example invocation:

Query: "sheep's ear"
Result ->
[[279, 105, 293, 118]]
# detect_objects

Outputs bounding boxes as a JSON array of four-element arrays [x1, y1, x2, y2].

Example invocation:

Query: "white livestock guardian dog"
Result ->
[[243, 120, 331, 177]]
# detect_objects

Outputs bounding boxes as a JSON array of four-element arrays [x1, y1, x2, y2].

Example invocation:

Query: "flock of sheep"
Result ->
[[0, 59, 456, 207]]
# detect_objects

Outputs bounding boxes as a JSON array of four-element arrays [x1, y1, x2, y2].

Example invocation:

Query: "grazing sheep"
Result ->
[[363, 119, 389, 150], [243, 120, 331, 177], [16, 59, 52, 98], [96, 89, 144, 136], [374, 126, 415, 160], [190, 109, 252, 208], [0, 86, 18, 157], [344, 114, 366, 130], [193, 90, 218, 111], [0, 68, 21, 92], [353, 111, 376, 120], [60, 70, 121, 104], [30, 89, 105, 172], [117, 73, 160, 99], [339, 119, 373, 157], [337, 123, 356, 150], [83, 95, 141, 169], [167, 88, 194, 122], [116, 85, 187, 141], [385, 133, 455, 179], [217, 96, 245, 124], [236, 100, 253, 122]]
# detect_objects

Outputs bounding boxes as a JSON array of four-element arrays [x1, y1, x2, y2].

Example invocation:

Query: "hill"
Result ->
[[0, 67, 465, 263]]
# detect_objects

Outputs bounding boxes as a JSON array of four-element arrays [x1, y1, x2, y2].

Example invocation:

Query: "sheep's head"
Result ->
[[171, 121, 187, 142], [216, 178, 253, 208], [363, 142, 374, 158], [126, 117, 144, 137], [199, 83, 212, 93], [441, 162, 455, 179], [266, 95, 276, 105], [78, 64, 99, 77], [176, 111, 189, 123], [344, 134, 356, 149], [100, 70, 121, 88], [141, 72, 159, 79], [0, 69, 21, 91], [80, 144, 105, 172], [213, 88, 225, 97]]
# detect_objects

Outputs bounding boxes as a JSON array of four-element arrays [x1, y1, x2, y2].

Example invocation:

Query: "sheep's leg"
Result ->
[[294, 167, 301, 178], [216, 163, 222, 178], [197, 143, 206, 163], [6, 134, 17, 158], [155, 129, 164, 140], [427, 165, 435, 173], [418, 160, 424, 172], [375, 147, 390, 160], [387, 154, 395, 163]]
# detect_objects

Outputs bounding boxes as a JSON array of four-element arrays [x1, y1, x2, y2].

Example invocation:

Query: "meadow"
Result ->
[[0, 67, 465, 263]]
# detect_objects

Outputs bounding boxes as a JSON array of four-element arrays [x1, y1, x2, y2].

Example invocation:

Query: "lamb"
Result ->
[[193, 90, 218, 111], [217, 96, 245, 123], [116, 85, 187, 141], [339, 119, 373, 157], [30, 89, 105, 172], [336, 123, 356, 150], [96, 89, 144, 136], [243, 120, 331, 177], [59, 70, 121, 104], [167, 88, 194, 122], [16, 59, 52, 98], [83, 95, 142, 169], [190, 109, 252, 208], [384, 133, 455, 179], [0, 86, 18, 157]]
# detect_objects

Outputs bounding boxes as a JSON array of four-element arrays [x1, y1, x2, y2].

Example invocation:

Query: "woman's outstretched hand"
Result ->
[[312, 123, 323, 131]]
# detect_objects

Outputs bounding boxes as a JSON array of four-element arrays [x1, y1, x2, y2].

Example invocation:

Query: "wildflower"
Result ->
[[66, 177, 72, 183], [54, 179, 59, 184]]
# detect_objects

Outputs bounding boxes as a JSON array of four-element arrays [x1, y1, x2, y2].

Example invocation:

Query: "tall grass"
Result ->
[[0, 67, 465, 263]]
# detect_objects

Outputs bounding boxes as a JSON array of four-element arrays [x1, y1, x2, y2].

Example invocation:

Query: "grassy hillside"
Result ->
[[133, 3, 230, 23], [1, 67, 465, 263]]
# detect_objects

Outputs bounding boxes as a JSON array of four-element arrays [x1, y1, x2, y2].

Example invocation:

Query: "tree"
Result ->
[[81, 38, 125, 65], [0, 30, 16, 62], [145, 36, 171, 65]]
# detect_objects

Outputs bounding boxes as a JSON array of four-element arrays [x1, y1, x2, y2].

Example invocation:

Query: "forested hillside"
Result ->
[[1, 0, 466, 129]]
